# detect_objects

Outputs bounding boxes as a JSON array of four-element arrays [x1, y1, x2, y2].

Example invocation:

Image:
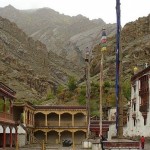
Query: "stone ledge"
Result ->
[[103, 140, 140, 149]]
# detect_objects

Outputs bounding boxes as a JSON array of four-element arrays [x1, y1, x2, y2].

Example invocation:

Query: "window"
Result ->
[[134, 103, 136, 111], [133, 84, 136, 93], [128, 115, 129, 121], [144, 118, 146, 126], [133, 118, 136, 126]]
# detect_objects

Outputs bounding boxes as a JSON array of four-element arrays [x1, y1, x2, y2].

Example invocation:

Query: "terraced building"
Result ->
[[13, 102, 87, 145]]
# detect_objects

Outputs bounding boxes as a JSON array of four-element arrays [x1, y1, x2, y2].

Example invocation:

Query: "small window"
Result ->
[[144, 118, 146, 126], [134, 103, 136, 111], [134, 118, 136, 126], [133, 85, 136, 93], [128, 116, 129, 121]]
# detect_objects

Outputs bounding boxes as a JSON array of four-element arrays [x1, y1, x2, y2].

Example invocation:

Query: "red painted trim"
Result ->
[[10, 128, 12, 148], [15, 128, 18, 146], [0, 82, 16, 96], [0, 88, 16, 99], [3, 127, 6, 148]]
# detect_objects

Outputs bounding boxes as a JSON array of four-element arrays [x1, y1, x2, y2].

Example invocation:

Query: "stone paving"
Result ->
[[1, 141, 150, 150]]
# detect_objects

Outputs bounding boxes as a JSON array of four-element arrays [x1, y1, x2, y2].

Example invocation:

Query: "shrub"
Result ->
[[67, 76, 77, 91]]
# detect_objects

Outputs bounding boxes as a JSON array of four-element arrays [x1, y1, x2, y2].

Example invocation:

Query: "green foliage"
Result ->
[[91, 82, 99, 98], [46, 91, 55, 100], [67, 76, 77, 91], [78, 95, 86, 105], [106, 93, 116, 107], [122, 79, 131, 101], [77, 87, 86, 105], [103, 81, 112, 93], [90, 99, 99, 116], [56, 85, 65, 94]]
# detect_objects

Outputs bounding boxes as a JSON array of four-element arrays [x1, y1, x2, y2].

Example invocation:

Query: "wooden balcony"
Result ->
[[139, 88, 149, 96], [35, 120, 87, 128], [0, 112, 16, 124], [140, 105, 148, 112]]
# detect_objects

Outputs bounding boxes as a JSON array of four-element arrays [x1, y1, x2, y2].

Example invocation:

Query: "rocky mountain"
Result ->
[[90, 14, 150, 82], [0, 5, 149, 104], [0, 5, 116, 65], [0, 16, 82, 102]]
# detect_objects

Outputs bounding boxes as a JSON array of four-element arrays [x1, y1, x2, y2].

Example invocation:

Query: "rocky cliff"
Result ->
[[0, 5, 116, 66], [0, 16, 82, 102], [90, 14, 150, 81], [0, 5, 149, 104]]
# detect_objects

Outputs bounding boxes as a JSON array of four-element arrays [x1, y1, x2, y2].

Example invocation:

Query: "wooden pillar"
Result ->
[[10, 100, 13, 114], [45, 114, 47, 126], [59, 114, 61, 126], [33, 112, 35, 126], [10, 127, 13, 148], [24, 110, 27, 125], [27, 110, 29, 125], [3, 126, 6, 149], [15, 127, 18, 147], [72, 114, 74, 126], [30, 112, 32, 125], [72, 132, 75, 150], [3, 98, 6, 112], [23, 109, 26, 124], [58, 132, 61, 143], [32, 131, 34, 143], [28, 112, 30, 125], [31, 112, 33, 126], [45, 132, 47, 143]]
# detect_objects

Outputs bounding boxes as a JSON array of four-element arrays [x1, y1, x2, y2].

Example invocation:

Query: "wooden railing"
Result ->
[[0, 112, 13, 120], [0, 112, 15, 124], [140, 105, 148, 112], [35, 120, 87, 127]]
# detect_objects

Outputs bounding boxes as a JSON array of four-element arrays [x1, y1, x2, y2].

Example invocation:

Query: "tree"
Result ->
[[67, 76, 77, 91], [122, 79, 131, 101]]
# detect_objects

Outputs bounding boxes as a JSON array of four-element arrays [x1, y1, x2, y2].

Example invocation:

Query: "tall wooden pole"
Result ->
[[99, 52, 103, 136], [116, 0, 123, 138], [99, 28, 107, 137], [85, 47, 91, 139]]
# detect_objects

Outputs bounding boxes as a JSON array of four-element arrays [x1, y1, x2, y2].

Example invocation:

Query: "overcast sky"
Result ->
[[0, 0, 150, 26]]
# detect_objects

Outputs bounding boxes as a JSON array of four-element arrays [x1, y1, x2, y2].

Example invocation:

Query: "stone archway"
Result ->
[[47, 130, 58, 144], [35, 113, 45, 126], [34, 130, 45, 141], [47, 113, 59, 126], [61, 113, 72, 127], [74, 113, 86, 126], [60, 130, 72, 142], [74, 130, 86, 144]]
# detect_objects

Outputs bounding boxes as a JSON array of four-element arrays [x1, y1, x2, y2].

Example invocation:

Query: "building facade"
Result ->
[[0, 82, 18, 149], [125, 66, 150, 137], [13, 102, 88, 145]]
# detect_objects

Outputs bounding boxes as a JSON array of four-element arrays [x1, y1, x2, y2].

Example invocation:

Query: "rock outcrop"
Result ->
[[0, 5, 116, 66], [90, 14, 150, 81], [0, 16, 81, 101]]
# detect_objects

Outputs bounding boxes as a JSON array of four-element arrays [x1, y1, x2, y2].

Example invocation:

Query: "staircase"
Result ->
[[19, 122, 46, 150]]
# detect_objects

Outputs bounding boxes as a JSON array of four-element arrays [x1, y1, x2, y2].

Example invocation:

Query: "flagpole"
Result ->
[[99, 28, 107, 137], [99, 52, 103, 137], [116, 0, 123, 138], [85, 47, 91, 139]]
